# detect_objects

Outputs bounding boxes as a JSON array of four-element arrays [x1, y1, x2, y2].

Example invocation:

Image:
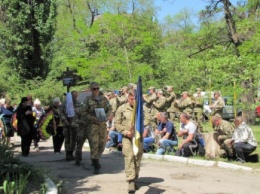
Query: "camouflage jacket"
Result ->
[[214, 120, 234, 139], [114, 103, 134, 137], [176, 97, 193, 114], [83, 94, 112, 125], [212, 97, 225, 112], [109, 97, 117, 114], [152, 96, 166, 114], [165, 91, 177, 112], [117, 94, 128, 106], [193, 95, 204, 113], [143, 93, 157, 109]]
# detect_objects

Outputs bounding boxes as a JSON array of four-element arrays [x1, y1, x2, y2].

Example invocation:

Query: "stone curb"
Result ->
[[217, 161, 253, 171]]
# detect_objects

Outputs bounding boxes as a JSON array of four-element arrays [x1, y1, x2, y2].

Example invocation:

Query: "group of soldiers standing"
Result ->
[[59, 82, 112, 174], [142, 86, 204, 132]]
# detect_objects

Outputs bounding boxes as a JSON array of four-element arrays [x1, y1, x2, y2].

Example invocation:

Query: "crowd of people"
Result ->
[[0, 83, 258, 193]]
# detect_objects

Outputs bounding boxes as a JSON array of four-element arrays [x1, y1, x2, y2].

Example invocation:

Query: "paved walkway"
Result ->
[[11, 135, 260, 194]]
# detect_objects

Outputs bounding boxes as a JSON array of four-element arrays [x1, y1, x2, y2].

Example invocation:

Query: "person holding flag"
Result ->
[[115, 77, 144, 193]]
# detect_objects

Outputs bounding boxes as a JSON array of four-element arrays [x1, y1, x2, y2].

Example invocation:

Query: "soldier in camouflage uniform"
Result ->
[[210, 91, 225, 117], [175, 91, 193, 116], [116, 86, 128, 106], [107, 92, 117, 115], [165, 86, 178, 122], [193, 88, 204, 133], [212, 115, 235, 159], [151, 89, 166, 116], [60, 91, 81, 161], [74, 108, 90, 166], [83, 82, 112, 174], [143, 87, 157, 131], [115, 89, 143, 193]]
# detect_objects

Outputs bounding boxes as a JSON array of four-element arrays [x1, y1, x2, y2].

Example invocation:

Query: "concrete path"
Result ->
[[11, 135, 260, 194]]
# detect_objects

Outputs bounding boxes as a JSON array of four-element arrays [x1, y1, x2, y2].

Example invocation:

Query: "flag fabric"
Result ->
[[66, 92, 75, 118], [133, 76, 144, 156]]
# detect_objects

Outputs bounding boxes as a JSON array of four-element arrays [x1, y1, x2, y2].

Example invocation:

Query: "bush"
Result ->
[[0, 140, 45, 194]]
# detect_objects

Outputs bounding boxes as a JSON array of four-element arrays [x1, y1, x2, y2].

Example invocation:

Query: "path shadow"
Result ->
[[136, 177, 165, 193]]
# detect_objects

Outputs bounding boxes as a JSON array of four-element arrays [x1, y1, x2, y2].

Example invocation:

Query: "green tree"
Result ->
[[0, 0, 56, 80]]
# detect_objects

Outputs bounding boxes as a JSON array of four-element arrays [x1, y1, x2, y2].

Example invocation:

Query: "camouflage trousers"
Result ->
[[75, 127, 91, 163], [219, 137, 234, 157], [122, 137, 143, 181], [63, 126, 77, 152], [167, 112, 177, 122], [75, 136, 87, 162], [194, 111, 204, 133], [88, 123, 107, 159]]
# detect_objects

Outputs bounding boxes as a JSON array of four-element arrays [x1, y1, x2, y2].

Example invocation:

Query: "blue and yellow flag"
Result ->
[[132, 76, 144, 156]]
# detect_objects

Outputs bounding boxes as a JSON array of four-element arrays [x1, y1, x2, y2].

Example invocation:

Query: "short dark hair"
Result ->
[[160, 112, 168, 119], [180, 112, 190, 120], [90, 82, 99, 89]]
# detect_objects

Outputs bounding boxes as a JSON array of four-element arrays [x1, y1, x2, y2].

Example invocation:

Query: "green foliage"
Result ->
[[0, 0, 259, 120], [0, 140, 45, 194], [0, 0, 57, 80]]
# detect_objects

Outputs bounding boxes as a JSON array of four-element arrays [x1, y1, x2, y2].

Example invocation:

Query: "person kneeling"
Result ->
[[231, 116, 257, 163], [175, 113, 197, 157], [155, 112, 178, 155]]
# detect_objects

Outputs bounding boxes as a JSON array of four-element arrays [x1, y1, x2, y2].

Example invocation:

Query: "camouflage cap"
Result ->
[[156, 89, 163, 94], [181, 91, 188, 95], [148, 86, 155, 90], [196, 88, 202, 91], [127, 83, 137, 90], [214, 91, 220, 95], [106, 91, 113, 96], [120, 86, 128, 91]]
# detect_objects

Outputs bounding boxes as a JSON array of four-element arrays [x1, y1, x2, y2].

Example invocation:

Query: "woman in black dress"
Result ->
[[16, 97, 35, 156]]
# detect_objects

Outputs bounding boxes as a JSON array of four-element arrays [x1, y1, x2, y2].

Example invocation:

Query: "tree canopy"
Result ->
[[0, 0, 259, 122]]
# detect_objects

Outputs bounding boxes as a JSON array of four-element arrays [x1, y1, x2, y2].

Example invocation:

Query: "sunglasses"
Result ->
[[92, 87, 99, 91]]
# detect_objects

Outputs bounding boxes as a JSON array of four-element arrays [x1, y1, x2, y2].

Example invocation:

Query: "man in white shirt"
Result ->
[[176, 113, 197, 157], [231, 116, 257, 163]]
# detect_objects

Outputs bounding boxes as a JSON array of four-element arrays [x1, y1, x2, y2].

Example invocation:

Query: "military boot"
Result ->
[[66, 151, 74, 161], [93, 159, 100, 174], [128, 180, 135, 193], [96, 159, 101, 169]]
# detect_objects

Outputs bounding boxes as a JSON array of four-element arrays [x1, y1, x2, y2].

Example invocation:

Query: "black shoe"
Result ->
[[75, 161, 80, 166], [93, 167, 100, 174]]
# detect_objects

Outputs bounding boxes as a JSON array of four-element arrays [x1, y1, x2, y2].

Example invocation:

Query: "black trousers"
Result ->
[[234, 142, 256, 161], [21, 134, 33, 156], [52, 127, 64, 153]]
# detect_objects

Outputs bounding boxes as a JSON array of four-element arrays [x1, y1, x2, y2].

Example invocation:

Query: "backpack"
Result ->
[[195, 134, 205, 156]]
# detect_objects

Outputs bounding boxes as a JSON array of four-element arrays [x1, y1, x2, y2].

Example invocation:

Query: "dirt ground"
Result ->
[[12, 136, 260, 194]]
